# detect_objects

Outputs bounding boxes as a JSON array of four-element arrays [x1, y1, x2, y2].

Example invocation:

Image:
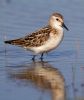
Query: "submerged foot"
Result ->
[[40, 53, 44, 61], [32, 53, 44, 61], [32, 55, 36, 61]]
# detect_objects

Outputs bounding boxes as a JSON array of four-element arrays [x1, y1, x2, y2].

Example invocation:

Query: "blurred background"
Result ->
[[0, 0, 84, 100]]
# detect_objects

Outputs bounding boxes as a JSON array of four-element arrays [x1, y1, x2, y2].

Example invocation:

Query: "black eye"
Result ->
[[56, 18, 59, 21]]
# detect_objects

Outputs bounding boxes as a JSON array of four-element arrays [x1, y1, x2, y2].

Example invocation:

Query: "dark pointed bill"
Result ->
[[62, 23, 69, 31]]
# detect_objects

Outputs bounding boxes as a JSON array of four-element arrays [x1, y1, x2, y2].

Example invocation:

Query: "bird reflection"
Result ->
[[9, 61, 66, 100]]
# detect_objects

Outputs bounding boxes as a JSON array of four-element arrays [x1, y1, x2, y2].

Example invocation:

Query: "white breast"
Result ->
[[28, 29, 64, 54]]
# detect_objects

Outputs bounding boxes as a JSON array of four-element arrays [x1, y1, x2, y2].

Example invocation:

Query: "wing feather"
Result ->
[[5, 25, 52, 47]]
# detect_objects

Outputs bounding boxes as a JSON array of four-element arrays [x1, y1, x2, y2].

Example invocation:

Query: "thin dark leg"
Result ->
[[40, 53, 44, 60], [32, 55, 36, 61]]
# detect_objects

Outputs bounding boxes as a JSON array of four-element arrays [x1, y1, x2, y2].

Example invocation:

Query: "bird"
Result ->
[[4, 12, 69, 60]]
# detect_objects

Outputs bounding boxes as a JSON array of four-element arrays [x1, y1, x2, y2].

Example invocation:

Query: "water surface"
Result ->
[[0, 0, 84, 100]]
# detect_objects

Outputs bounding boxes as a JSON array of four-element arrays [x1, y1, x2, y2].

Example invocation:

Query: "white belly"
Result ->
[[28, 31, 64, 54]]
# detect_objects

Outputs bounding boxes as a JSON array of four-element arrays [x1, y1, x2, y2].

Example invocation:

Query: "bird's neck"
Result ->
[[52, 88, 66, 100], [49, 21, 63, 31], [54, 25, 63, 34], [49, 24, 63, 34]]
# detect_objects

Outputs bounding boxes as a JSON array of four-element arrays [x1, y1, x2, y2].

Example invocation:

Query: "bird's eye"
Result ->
[[56, 18, 59, 21]]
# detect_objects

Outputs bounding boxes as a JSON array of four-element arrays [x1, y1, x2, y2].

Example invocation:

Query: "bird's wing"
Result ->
[[5, 26, 51, 47]]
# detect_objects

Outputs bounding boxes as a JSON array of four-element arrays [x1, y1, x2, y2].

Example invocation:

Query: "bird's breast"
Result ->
[[30, 31, 64, 54]]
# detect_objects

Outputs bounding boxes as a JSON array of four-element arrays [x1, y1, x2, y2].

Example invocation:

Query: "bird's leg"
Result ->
[[40, 53, 44, 61], [32, 55, 36, 61]]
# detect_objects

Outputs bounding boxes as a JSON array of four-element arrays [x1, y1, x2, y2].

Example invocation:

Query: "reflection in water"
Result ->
[[8, 61, 66, 100]]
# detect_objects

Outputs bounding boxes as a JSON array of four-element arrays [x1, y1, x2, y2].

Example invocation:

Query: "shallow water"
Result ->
[[0, 0, 84, 100]]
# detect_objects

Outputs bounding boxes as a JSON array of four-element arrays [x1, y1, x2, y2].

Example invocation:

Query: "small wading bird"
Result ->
[[4, 12, 69, 60]]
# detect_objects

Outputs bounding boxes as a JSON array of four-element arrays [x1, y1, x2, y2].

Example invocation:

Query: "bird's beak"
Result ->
[[62, 23, 69, 31]]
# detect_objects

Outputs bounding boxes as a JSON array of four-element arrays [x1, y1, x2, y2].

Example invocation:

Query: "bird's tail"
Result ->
[[4, 40, 14, 44], [4, 38, 24, 46]]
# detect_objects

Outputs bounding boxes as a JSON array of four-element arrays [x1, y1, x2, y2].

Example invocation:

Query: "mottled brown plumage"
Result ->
[[5, 25, 57, 47]]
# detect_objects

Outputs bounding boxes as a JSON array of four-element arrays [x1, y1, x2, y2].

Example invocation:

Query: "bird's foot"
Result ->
[[40, 53, 44, 61], [32, 55, 36, 61]]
